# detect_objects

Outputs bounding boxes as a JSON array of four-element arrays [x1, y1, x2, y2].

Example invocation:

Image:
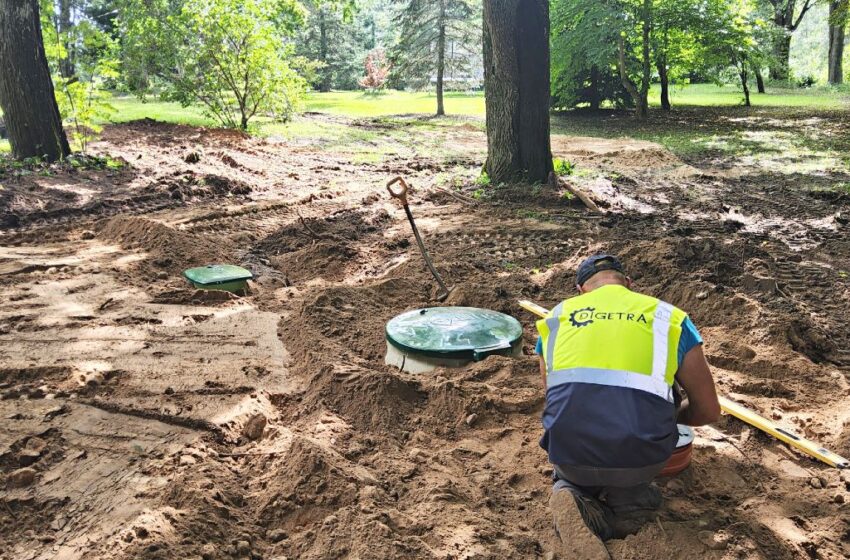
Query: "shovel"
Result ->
[[387, 176, 453, 302]]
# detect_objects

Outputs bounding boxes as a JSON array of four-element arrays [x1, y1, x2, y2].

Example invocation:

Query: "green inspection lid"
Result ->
[[183, 264, 253, 286], [386, 307, 523, 361]]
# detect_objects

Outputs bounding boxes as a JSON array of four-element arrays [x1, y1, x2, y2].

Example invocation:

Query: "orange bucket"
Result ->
[[659, 425, 695, 477]]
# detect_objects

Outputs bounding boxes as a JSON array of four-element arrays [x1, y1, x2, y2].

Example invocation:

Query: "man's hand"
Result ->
[[676, 344, 720, 426], [539, 356, 547, 389]]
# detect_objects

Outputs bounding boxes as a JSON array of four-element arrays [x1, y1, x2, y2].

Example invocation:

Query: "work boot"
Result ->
[[550, 488, 612, 560], [604, 483, 663, 538]]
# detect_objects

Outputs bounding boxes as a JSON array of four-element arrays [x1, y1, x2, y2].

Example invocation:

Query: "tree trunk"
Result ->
[[482, 0, 552, 184], [617, 36, 647, 119], [57, 0, 74, 78], [318, 8, 331, 92], [829, 1, 845, 85], [755, 67, 766, 93], [770, 33, 792, 81], [617, 0, 651, 119], [639, 0, 651, 111], [767, 0, 815, 80], [740, 67, 751, 107], [0, 0, 70, 161], [657, 58, 670, 111], [436, 0, 446, 116]]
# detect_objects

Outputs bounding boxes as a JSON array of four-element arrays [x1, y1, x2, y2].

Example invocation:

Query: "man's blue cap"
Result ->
[[576, 254, 625, 286]]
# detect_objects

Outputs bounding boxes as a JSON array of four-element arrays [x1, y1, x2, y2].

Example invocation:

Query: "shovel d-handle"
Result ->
[[387, 176, 410, 205]]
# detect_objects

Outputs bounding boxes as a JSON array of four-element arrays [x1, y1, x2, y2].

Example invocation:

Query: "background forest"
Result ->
[[2, 0, 849, 154]]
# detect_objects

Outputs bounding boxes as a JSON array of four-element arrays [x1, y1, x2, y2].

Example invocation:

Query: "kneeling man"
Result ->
[[536, 255, 720, 558]]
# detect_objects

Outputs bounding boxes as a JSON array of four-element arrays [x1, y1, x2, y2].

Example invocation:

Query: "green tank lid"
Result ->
[[386, 307, 523, 361], [183, 264, 253, 286]]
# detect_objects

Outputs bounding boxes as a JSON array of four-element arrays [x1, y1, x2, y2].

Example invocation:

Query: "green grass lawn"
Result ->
[[106, 90, 485, 126], [102, 85, 848, 130], [4, 84, 846, 162], [649, 82, 849, 109], [108, 96, 212, 126], [305, 90, 485, 116]]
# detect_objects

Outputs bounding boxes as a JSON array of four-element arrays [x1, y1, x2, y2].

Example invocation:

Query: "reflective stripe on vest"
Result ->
[[537, 286, 684, 404]]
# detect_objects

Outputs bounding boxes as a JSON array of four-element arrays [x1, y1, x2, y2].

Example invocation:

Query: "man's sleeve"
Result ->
[[677, 316, 703, 366], [535, 336, 543, 355]]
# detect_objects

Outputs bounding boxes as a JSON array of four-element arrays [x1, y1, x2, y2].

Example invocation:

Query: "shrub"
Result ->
[[359, 49, 391, 91], [796, 75, 817, 89], [42, 6, 118, 152], [553, 157, 574, 176], [122, 0, 309, 130]]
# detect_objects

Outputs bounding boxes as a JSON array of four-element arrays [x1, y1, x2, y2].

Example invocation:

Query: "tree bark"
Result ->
[[770, 33, 792, 81], [639, 0, 651, 110], [657, 58, 670, 111], [617, 36, 646, 119], [0, 0, 70, 161], [482, 0, 552, 184], [755, 67, 766, 93], [617, 0, 651, 119], [768, 0, 815, 81], [739, 66, 751, 107], [436, 0, 446, 116], [57, 0, 75, 78], [829, 1, 845, 85], [318, 7, 331, 92]]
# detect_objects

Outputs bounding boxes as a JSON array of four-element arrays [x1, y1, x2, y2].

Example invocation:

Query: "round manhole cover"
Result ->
[[386, 307, 523, 361]]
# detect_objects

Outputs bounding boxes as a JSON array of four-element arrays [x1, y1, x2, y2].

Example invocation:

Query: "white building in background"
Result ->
[[428, 39, 484, 91]]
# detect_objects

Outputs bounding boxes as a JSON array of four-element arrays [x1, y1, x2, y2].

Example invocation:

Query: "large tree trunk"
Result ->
[[0, 0, 70, 161], [829, 1, 845, 85], [657, 57, 670, 111], [436, 0, 446, 116], [770, 33, 792, 81], [769, 0, 815, 82], [482, 0, 552, 184], [57, 0, 75, 78], [755, 67, 766, 93]]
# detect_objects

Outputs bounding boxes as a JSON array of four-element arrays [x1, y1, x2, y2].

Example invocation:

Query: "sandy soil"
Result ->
[[1, 113, 850, 560]]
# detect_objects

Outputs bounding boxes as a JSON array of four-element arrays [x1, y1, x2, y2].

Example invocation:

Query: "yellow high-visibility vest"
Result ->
[[536, 285, 687, 403]]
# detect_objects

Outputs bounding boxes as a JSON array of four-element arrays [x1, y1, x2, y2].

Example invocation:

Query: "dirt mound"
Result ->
[[551, 136, 684, 172], [143, 171, 252, 202], [254, 208, 391, 255], [285, 277, 425, 365], [250, 208, 392, 284], [151, 288, 242, 305], [289, 363, 426, 434], [270, 241, 358, 283], [97, 215, 231, 276]]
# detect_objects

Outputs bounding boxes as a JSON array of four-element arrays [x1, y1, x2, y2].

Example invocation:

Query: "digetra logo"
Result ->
[[568, 307, 649, 328], [569, 307, 596, 327]]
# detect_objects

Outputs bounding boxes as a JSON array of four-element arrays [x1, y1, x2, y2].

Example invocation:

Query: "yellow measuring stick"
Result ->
[[518, 300, 550, 318], [717, 396, 849, 469], [517, 299, 850, 469]]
